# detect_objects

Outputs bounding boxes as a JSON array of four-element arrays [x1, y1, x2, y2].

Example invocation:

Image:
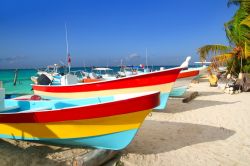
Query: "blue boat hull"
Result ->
[[154, 93, 170, 110], [0, 129, 138, 150], [170, 86, 187, 97]]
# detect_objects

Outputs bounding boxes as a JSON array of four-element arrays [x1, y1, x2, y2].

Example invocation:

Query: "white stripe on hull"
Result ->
[[173, 76, 196, 88], [34, 82, 174, 99]]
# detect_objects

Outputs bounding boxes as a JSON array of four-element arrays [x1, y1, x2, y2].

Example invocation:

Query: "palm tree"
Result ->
[[197, 0, 250, 75]]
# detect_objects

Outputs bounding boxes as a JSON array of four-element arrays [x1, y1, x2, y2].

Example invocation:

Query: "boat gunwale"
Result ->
[[0, 91, 160, 123], [32, 67, 182, 88]]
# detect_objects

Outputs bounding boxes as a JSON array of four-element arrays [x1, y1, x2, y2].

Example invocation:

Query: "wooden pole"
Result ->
[[13, 69, 18, 86], [0, 81, 2, 88]]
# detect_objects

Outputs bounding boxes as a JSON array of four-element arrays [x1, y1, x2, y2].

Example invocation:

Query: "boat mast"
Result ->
[[146, 48, 148, 69], [65, 23, 70, 72], [121, 59, 123, 66], [106, 58, 109, 68], [83, 61, 86, 71], [120, 59, 123, 71]]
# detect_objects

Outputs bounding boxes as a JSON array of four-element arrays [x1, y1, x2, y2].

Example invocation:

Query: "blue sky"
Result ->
[[0, 0, 237, 69]]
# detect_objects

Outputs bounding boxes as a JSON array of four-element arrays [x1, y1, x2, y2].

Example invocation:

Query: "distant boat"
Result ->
[[194, 61, 211, 65], [32, 67, 182, 110], [117, 66, 145, 77], [32, 67, 95, 85], [31, 64, 63, 85], [170, 68, 200, 97], [37, 64, 62, 76], [170, 57, 207, 97], [90, 67, 117, 80], [0, 91, 160, 150]]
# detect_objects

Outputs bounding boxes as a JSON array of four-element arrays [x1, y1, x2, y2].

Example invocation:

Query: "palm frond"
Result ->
[[224, 21, 237, 46], [240, 15, 250, 42], [210, 53, 234, 70], [241, 0, 250, 13], [212, 53, 234, 63], [245, 42, 250, 58], [225, 5, 249, 47], [240, 16, 250, 26], [227, 0, 241, 7], [227, 0, 250, 9], [197, 45, 231, 61]]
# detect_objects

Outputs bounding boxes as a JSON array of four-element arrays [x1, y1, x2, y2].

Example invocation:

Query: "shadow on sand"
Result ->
[[157, 99, 240, 114], [197, 91, 224, 97], [0, 139, 80, 165], [124, 120, 235, 155]]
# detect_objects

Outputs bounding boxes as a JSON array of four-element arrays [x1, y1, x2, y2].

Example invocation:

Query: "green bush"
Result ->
[[242, 58, 250, 73], [227, 57, 250, 74]]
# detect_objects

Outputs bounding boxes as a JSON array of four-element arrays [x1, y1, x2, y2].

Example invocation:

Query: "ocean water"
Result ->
[[0, 69, 37, 95], [0, 66, 178, 95]]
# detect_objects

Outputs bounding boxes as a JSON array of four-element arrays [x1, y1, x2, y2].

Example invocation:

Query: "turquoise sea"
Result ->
[[0, 66, 179, 95], [0, 69, 36, 95]]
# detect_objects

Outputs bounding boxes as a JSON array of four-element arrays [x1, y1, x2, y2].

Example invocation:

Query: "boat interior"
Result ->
[[0, 91, 157, 114]]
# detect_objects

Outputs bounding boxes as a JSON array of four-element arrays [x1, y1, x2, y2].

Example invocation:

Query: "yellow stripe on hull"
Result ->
[[34, 82, 173, 98], [0, 110, 151, 139]]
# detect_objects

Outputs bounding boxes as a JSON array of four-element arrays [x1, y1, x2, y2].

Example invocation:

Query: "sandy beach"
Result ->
[[0, 80, 249, 166], [1, 0, 249, 165], [121, 80, 250, 166]]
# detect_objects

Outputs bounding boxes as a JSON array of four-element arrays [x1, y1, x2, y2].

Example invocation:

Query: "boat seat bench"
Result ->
[[21, 107, 52, 112], [0, 106, 20, 113]]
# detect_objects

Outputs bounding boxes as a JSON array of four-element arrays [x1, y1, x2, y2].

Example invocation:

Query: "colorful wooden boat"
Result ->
[[0, 92, 160, 150], [33, 67, 182, 110], [170, 69, 199, 97]]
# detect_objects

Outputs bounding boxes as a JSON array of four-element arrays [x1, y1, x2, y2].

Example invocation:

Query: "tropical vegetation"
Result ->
[[197, 0, 250, 75]]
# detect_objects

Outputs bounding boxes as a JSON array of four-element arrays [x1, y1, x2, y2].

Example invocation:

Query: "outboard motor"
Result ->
[[60, 74, 78, 85], [37, 74, 52, 85]]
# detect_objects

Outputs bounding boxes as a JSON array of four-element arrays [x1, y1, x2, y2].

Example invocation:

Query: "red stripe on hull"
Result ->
[[0, 92, 160, 123], [177, 70, 199, 79], [33, 68, 182, 93]]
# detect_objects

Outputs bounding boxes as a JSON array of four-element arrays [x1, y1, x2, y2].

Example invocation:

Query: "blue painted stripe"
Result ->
[[154, 92, 170, 110], [170, 86, 187, 97], [3, 96, 114, 113], [0, 129, 138, 150]]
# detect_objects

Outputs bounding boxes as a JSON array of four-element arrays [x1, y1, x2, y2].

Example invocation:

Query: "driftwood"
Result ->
[[73, 149, 121, 166], [182, 91, 198, 103]]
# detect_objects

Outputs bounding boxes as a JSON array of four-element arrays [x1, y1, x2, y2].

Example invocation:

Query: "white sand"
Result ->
[[0, 81, 249, 165], [121, 81, 250, 166]]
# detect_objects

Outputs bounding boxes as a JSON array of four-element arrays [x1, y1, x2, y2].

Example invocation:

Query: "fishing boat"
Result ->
[[117, 65, 146, 77], [33, 70, 98, 85], [90, 67, 117, 80], [32, 67, 182, 110], [31, 64, 64, 85], [170, 57, 207, 97], [194, 61, 210, 78], [0, 90, 160, 150], [170, 68, 200, 97]]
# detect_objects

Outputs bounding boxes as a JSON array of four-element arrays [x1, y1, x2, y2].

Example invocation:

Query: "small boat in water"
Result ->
[[0, 91, 160, 150], [32, 67, 182, 110]]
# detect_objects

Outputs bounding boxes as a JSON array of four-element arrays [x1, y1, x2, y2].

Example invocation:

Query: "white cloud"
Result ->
[[126, 53, 140, 61], [0, 55, 26, 64]]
